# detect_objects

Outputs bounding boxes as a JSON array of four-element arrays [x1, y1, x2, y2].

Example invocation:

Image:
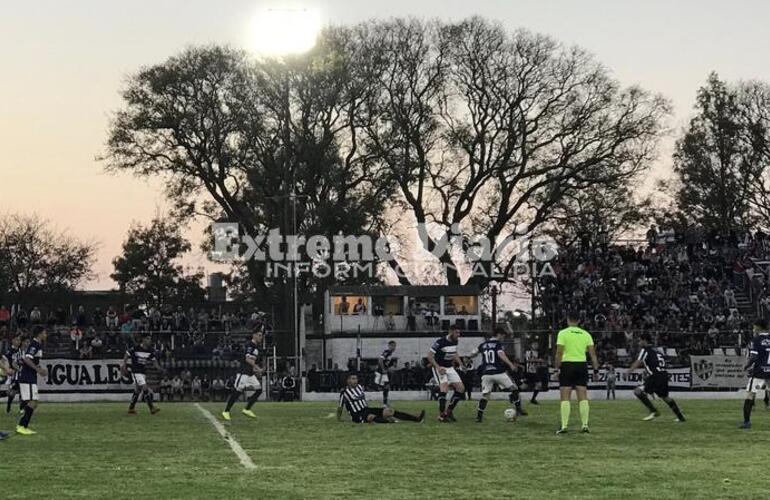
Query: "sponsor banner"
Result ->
[[546, 367, 691, 390], [690, 355, 746, 389], [38, 359, 135, 392]]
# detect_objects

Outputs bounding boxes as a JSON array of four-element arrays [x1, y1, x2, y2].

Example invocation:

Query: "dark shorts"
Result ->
[[643, 372, 669, 398], [352, 407, 387, 424], [559, 362, 588, 387]]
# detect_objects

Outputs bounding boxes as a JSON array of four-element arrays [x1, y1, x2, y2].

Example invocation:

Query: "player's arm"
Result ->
[[0, 356, 11, 375], [587, 345, 599, 371], [427, 349, 444, 374], [378, 356, 386, 373], [554, 345, 564, 370], [121, 351, 130, 376], [336, 393, 345, 421], [23, 354, 47, 377], [628, 349, 645, 371], [744, 352, 758, 372]]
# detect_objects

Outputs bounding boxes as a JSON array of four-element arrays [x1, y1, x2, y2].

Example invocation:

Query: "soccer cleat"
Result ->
[[556, 428, 568, 435], [221, 411, 231, 421], [150, 408, 161, 415], [642, 412, 659, 421], [417, 410, 426, 423], [517, 409, 528, 417], [530, 400, 540, 405], [475, 416, 483, 423], [242, 409, 257, 419], [444, 412, 457, 423], [581, 426, 590, 434], [0, 431, 9, 440], [16, 426, 36, 436], [739, 421, 751, 429], [127, 409, 137, 415], [438, 414, 449, 423], [674, 417, 685, 423]]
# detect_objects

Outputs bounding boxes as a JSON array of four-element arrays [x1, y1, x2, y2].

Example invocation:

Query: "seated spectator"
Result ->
[[172, 375, 184, 401], [211, 377, 225, 401], [160, 375, 172, 402], [200, 375, 211, 401], [29, 306, 42, 324], [191, 376, 202, 400]]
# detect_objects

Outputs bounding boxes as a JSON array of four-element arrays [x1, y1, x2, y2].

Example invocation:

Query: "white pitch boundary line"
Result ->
[[194, 403, 257, 470]]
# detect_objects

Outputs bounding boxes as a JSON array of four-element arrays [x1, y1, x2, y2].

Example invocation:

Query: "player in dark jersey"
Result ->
[[740, 318, 770, 429], [121, 335, 161, 415], [222, 330, 264, 421], [2, 333, 23, 413], [17, 326, 48, 436], [427, 326, 465, 422], [337, 373, 424, 424], [375, 341, 397, 406], [628, 333, 685, 422], [470, 329, 527, 422]]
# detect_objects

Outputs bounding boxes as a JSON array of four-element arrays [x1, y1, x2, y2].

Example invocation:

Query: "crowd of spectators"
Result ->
[[539, 226, 770, 359]]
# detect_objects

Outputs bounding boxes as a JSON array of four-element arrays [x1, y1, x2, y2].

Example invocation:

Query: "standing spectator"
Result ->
[[16, 306, 28, 329], [353, 298, 367, 315], [73, 305, 88, 329], [211, 377, 225, 401], [29, 306, 42, 324], [605, 364, 617, 400], [191, 375, 202, 400], [181, 369, 193, 400]]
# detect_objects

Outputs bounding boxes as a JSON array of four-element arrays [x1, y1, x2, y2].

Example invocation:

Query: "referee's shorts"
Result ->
[[559, 362, 588, 387]]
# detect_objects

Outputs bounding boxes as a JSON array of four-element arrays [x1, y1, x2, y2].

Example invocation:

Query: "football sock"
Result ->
[[393, 410, 420, 422], [246, 390, 262, 410], [144, 389, 155, 410], [6, 392, 15, 413], [635, 392, 657, 413], [579, 400, 590, 427], [744, 399, 754, 423], [438, 392, 447, 414], [225, 391, 241, 412], [19, 405, 34, 428], [129, 391, 140, 410], [383, 388, 389, 406], [531, 390, 539, 402], [764, 392, 769, 408], [665, 399, 684, 420], [560, 401, 571, 429], [477, 397, 489, 420], [510, 390, 522, 412], [448, 392, 462, 411]]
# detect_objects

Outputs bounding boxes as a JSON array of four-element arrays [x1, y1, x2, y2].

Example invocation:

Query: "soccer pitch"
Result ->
[[2, 400, 767, 499]]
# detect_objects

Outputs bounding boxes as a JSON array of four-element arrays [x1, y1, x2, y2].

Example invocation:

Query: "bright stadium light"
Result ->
[[250, 7, 321, 56]]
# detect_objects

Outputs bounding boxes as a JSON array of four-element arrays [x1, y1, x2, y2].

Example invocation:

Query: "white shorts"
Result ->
[[481, 373, 515, 394], [374, 372, 390, 386], [746, 377, 768, 394], [19, 383, 39, 402], [132, 373, 147, 387], [432, 367, 462, 386], [235, 373, 262, 392]]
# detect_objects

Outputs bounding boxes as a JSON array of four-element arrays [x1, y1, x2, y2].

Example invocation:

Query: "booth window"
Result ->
[[445, 296, 477, 315], [331, 296, 367, 315], [372, 296, 404, 315]]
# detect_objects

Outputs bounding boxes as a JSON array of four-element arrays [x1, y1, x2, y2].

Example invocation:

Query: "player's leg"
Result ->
[[243, 380, 262, 418], [764, 389, 769, 409], [634, 381, 659, 419], [508, 381, 526, 416], [141, 384, 159, 414], [223, 375, 244, 421], [384, 406, 424, 422], [662, 396, 685, 422], [128, 375, 142, 413], [433, 368, 449, 419], [17, 384, 38, 434], [576, 386, 590, 432], [6, 384, 17, 413], [446, 370, 465, 418], [383, 381, 390, 407], [476, 375, 493, 422], [656, 377, 684, 422], [741, 378, 761, 428], [557, 386, 572, 433]]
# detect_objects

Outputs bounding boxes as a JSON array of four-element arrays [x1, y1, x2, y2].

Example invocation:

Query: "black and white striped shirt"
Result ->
[[338, 384, 368, 417]]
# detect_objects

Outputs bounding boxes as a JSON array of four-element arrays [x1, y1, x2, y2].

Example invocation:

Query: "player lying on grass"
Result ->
[[121, 335, 162, 415], [337, 373, 425, 424], [469, 328, 527, 423], [628, 333, 686, 422], [740, 318, 770, 429]]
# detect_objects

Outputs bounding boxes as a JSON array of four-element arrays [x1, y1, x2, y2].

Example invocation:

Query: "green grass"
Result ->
[[1, 399, 768, 499]]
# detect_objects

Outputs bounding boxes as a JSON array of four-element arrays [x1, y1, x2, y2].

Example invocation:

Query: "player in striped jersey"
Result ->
[[2, 333, 23, 413], [375, 341, 397, 406], [628, 333, 685, 422], [336, 373, 424, 424], [427, 326, 465, 422], [121, 335, 162, 415]]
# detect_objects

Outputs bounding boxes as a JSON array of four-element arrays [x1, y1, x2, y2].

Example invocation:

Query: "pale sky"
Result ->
[[1, 0, 769, 289]]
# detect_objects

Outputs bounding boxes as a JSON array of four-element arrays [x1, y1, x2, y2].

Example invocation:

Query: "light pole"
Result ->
[[250, 8, 321, 397]]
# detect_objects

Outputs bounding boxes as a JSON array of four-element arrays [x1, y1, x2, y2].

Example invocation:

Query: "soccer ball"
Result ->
[[504, 408, 517, 422]]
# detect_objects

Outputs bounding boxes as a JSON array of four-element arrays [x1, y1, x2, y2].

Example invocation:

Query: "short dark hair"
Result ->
[[346, 372, 358, 380], [448, 325, 460, 333], [754, 318, 768, 330], [32, 325, 46, 337], [640, 333, 653, 343], [566, 311, 580, 322], [388, 340, 396, 345]]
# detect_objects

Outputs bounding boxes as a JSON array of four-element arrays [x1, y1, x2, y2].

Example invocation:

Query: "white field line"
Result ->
[[194, 403, 257, 470]]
